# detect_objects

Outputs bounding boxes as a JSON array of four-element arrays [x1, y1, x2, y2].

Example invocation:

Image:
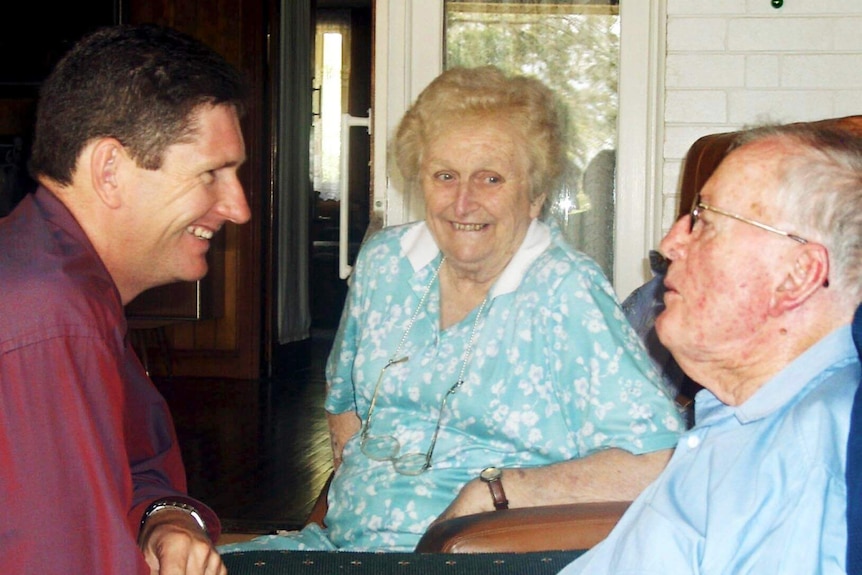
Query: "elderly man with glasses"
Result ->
[[559, 121, 862, 575]]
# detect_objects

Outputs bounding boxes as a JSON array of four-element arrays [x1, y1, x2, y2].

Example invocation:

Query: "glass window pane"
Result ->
[[444, 0, 620, 280], [313, 32, 344, 201], [312, 12, 351, 203]]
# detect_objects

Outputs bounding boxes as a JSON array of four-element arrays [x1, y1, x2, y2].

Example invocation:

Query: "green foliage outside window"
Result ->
[[445, 1, 620, 278]]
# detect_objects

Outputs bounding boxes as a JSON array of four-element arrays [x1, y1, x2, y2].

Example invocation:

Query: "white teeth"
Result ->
[[187, 226, 214, 240], [453, 223, 485, 231]]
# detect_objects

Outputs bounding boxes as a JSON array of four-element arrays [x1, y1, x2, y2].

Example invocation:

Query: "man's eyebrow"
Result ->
[[216, 157, 247, 169]]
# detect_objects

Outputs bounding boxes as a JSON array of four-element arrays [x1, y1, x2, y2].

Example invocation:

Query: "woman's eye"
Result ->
[[478, 173, 503, 186]]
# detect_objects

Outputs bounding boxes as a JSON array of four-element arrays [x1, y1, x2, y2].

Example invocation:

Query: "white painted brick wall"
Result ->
[[660, 2, 862, 232]]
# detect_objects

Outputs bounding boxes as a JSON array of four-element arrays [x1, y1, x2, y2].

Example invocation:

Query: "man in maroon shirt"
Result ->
[[0, 24, 250, 574]]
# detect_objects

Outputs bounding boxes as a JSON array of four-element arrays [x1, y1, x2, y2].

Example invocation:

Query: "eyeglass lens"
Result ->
[[688, 193, 701, 233], [360, 380, 462, 475]]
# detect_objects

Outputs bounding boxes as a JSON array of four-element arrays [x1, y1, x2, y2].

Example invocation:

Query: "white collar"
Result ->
[[401, 219, 551, 299]]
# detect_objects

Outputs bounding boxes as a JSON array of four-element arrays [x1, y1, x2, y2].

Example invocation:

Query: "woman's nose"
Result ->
[[453, 182, 477, 216], [659, 214, 692, 262]]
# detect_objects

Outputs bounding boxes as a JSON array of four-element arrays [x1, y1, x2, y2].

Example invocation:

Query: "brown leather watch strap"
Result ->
[[480, 467, 509, 510]]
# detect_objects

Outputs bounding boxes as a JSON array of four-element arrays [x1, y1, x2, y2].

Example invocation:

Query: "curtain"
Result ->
[[277, 0, 313, 345]]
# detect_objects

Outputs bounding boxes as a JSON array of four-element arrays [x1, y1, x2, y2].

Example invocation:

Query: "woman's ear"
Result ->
[[529, 192, 547, 218], [770, 243, 830, 315], [89, 138, 125, 209]]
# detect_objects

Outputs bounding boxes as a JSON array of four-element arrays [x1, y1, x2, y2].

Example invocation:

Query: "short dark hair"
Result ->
[[29, 24, 246, 185]]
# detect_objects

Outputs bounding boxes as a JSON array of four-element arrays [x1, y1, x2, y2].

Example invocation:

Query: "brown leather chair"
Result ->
[[304, 475, 629, 552], [677, 114, 862, 218], [309, 115, 862, 554], [415, 501, 631, 553]]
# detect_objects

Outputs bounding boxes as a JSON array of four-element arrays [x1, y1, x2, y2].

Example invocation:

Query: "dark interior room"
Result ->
[[0, 0, 373, 536]]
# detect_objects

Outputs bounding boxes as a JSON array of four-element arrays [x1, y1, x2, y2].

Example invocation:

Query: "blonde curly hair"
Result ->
[[392, 66, 567, 205]]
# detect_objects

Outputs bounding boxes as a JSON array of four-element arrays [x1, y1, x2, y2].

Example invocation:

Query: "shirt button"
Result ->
[[686, 435, 700, 449]]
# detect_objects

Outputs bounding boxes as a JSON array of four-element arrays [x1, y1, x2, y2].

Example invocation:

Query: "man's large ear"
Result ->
[[770, 243, 830, 315], [89, 138, 125, 209]]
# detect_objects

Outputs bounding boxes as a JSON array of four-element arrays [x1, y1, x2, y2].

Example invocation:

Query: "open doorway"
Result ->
[[270, 0, 372, 375], [311, 0, 372, 329]]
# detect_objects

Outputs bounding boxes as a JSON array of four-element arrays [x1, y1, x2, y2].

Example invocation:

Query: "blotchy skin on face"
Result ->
[[656, 140, 798, 404]]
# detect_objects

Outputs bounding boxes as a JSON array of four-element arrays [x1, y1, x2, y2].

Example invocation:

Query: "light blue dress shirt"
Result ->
[[559, 325, 859, 575]]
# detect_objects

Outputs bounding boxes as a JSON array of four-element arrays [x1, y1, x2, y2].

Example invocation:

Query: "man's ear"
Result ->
[[770, 244, 830, 315], [89, 138, 125, 209]]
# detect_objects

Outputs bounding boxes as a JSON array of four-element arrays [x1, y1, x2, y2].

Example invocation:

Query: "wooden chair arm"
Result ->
[[415, 500, 630, 554]]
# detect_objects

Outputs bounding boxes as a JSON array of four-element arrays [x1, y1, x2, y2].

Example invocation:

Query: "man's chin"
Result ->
[[183, 266, 209, 283], [654, 309, 674, 348], [171, 261, 210, 285]]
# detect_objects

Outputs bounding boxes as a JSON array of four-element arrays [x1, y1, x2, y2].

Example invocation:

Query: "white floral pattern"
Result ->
[[322, 219, 682, 550], [220, 219, 682, 554]]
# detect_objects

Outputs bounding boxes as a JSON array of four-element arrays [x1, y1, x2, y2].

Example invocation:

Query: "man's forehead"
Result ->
[[704, 143, 784, 205]]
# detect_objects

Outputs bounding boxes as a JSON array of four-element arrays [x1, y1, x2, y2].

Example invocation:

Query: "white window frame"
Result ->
[[372, 0, 666, 299]]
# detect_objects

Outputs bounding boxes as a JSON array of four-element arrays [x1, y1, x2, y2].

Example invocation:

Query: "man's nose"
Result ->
[[658, 214, 692, 262], [218, 177, 251, 224]]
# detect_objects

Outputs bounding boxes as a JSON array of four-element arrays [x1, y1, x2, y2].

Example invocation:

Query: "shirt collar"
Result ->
[[696, 325, 857, 425], [401, 219, 551, 299], [34, 187, 105, 266]]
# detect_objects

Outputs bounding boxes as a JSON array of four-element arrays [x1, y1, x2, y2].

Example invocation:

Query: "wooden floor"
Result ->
[[154, 330, 334, 536]]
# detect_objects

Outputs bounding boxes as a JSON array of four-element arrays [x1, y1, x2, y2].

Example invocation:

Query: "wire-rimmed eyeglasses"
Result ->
[[689, 193, 829, 287], [690, 194, 810, 244], [359, 291, 489, 476], [360, 358, 462, 476]]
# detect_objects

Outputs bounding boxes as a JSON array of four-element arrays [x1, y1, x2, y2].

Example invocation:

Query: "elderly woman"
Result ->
[[222, 66, 682, 553]]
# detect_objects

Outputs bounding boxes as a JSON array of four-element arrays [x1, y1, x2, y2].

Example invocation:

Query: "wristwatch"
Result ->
[[140, 500, 207, 535], [479, 466, 509, 510]]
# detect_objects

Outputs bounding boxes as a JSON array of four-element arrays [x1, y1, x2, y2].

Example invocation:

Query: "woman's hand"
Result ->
[[431, 476, 496, 526], [327, 410, 361, 469]]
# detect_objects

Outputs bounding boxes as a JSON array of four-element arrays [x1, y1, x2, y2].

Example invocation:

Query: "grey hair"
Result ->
[[391, 66, 567, 205], [731, 123, 862, 303]]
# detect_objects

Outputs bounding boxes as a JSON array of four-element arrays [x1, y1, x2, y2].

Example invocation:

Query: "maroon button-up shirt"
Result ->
[[0, 188, 219, 573]]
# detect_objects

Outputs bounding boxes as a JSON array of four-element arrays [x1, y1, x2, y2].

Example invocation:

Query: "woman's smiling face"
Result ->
[[421, 117, 543, 279]]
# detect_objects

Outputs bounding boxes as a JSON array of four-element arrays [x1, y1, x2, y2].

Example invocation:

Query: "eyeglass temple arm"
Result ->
[[422, 381, 465, 464], [361, 356, 410, 438]]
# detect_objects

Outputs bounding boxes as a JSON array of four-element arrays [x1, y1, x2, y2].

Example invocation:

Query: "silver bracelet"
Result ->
[[140, 500, 207, 534]]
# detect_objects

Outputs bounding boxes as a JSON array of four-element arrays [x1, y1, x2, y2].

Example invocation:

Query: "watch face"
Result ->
[[480, 467, 502, 481]]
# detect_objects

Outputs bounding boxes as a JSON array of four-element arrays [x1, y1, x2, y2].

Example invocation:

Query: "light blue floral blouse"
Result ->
[[324, 218, 682, 548], [220, 218, 682, 554]]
